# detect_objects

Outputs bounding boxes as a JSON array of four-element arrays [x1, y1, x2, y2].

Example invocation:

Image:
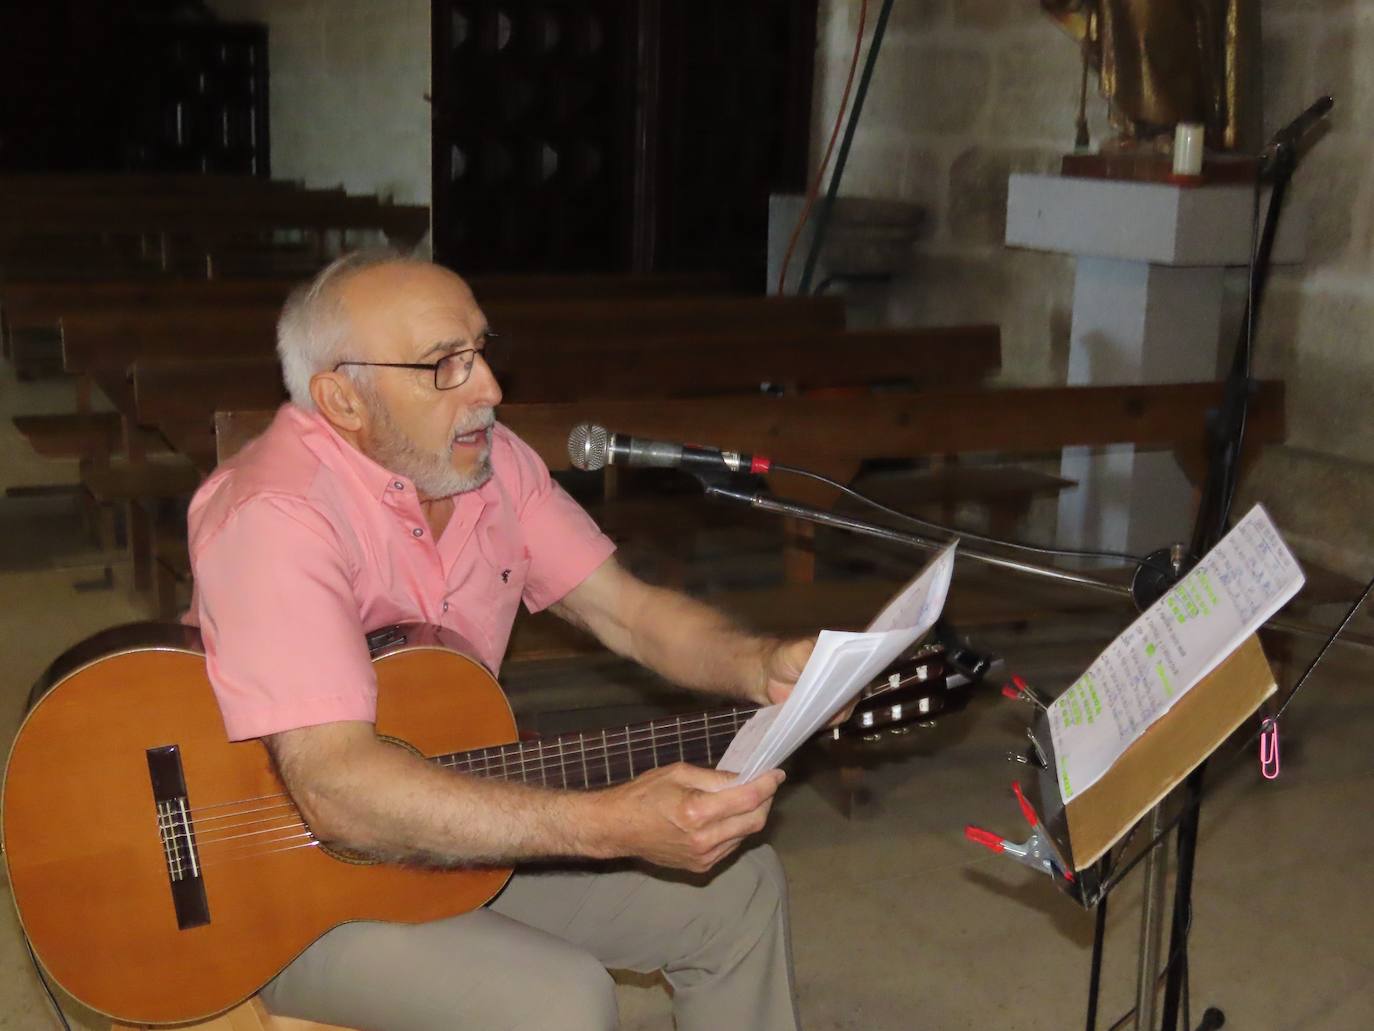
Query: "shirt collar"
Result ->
[[288, 403, 499, 510]]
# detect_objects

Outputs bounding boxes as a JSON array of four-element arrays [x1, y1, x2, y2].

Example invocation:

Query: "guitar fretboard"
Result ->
[[430, 706, 757, 789]]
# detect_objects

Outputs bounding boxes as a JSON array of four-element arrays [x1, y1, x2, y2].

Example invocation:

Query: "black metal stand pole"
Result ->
[[1085, 882, 1110, 1031], [1160, 122, 1310, 1031]]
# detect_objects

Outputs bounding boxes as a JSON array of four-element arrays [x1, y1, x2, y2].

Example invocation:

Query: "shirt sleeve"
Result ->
[[497, 429, 616, 613], [191, 494, 378, 741]]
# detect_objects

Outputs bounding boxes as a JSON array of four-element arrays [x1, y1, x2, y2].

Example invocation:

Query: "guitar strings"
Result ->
[[183, 722, 745, 864], [194, 732, 734, 870], [185, 662, 934, 823], [184, 707, 755, 822], [180, 666, 938, 869]]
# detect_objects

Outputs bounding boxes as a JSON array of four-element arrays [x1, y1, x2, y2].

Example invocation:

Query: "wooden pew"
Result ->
[[47, 293, 846, 600], [205, 381, 1284, 652], [0, 173, 296, 196], [131, 324, 1002, 467]]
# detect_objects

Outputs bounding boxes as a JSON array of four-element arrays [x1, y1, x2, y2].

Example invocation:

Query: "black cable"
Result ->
[[770, 461, 1176, 575], [1215, 175, 1264, 534], [24, 933, 71, 1031], [796, 0, 896, 295]]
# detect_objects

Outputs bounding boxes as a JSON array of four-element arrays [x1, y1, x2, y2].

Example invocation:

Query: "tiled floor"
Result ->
[[2, 545, 1370, 1029]]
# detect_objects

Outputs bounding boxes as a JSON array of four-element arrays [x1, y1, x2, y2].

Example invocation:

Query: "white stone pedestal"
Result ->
[[1006, 173, 1303, 556]]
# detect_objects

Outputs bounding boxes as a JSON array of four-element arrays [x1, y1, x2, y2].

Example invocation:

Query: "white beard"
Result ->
[[363, 389, 495, 499]]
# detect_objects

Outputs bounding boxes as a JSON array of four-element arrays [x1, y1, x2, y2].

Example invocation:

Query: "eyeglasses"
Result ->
[[334, 333, 504, 391]]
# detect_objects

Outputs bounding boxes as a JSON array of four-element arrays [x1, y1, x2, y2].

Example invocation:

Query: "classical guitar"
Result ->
[[2, 621, 966, 1025]]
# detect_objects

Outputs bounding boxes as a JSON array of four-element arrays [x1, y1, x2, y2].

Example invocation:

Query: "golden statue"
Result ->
[[1042, 0, 1260, 152]]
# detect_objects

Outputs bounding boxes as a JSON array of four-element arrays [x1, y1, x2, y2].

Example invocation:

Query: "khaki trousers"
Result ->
[[259, 844, 797, 1031]]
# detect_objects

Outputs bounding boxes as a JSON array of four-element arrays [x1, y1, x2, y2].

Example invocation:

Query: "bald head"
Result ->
[[276, 251, 480, 411]]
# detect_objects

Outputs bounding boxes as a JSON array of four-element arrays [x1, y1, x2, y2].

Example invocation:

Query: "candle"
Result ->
[[1173, 123, 1205, 177]]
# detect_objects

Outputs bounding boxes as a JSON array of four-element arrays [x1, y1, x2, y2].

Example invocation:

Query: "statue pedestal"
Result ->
[[1005, 173, 1303, 556]]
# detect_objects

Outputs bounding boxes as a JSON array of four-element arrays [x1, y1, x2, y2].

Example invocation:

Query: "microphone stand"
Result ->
[[1154, 103, 1328, 1031], [697, 477, 1134, 600]]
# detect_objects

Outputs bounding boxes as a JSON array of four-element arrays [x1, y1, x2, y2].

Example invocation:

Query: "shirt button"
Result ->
[[412, 527, 424, 538], [394, 481, 405, 491], [442, 602, 450, 613]]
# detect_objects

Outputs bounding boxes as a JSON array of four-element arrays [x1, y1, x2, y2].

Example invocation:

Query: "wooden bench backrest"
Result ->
[[0, 275, 745, 333], [58, 294, 849, 374], [61, 308, 283, 372], [135, 325, 1000, 424], [215, 381, 1286, 482], [0, 174, 296, 195], [3, 279, 297, 330], [0, 193, 428, 241]]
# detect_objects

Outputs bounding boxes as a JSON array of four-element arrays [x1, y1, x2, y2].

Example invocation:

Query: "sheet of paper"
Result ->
[[1048, 504, 1304, 802], [717, 541, 957, 782]]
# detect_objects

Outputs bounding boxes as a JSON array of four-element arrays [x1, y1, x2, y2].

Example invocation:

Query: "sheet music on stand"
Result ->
[[1034, 504, 1304, 872], [716, 541, 958, 784]]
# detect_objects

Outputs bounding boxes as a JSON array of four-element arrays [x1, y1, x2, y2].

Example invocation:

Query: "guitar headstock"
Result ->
[[830, 639, 997, 742]]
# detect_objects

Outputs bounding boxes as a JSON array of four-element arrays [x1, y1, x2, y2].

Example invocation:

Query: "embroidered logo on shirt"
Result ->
[[501, 568, 511, 583]]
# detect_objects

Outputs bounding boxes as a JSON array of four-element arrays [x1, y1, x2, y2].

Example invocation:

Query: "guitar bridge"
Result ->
[[147, 745, 211, 930]]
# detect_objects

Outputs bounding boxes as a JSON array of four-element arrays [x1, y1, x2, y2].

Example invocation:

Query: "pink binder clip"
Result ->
[[1259, 717, 1280, 780]]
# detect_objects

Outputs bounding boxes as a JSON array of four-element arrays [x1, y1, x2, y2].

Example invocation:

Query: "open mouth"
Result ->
[[452, 423, 492, 448]]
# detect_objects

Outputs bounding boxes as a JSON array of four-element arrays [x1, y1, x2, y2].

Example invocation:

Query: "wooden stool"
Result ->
[[113, 996, 354, 1031]]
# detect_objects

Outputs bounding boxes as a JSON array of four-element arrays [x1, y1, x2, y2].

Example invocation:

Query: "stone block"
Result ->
[[1287, 287, 1374, 461], [867, 43, 992, 134], [830, 137, 911, 202], [1261, 25, 1314, 140], [885, 0, 947, 33], [948, 146, 1054, 246], [990, 31, 1088, 143], [1291, 141, 1369, 268], [954, 0, 1044, 30], [1313, 11, 1374, 139], [1240, 445, 1374, 573]]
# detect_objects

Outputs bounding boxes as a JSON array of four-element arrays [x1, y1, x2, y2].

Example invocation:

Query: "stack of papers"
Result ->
[[1048, 504, 1305, 802], [717, 541, 958, 783]]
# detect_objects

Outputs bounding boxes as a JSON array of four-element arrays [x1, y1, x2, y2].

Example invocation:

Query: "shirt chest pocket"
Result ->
[[474, 516, 532, 616]]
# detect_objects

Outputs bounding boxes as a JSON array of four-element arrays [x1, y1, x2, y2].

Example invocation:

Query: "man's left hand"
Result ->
[[757, 636, 858, 729]]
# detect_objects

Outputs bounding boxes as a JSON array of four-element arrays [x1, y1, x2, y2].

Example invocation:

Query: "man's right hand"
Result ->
[[589, 764, 785, 873]]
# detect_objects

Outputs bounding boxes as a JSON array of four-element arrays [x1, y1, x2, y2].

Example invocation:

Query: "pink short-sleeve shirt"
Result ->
[[185, 404, 615, 741]]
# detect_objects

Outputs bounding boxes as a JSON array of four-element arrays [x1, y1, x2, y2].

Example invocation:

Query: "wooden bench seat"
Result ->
[[82, 459, 202, 505], [11, 413, 126, 461]]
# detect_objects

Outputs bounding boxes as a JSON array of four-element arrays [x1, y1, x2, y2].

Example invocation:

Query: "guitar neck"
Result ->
[[429, 705, 759, 790]]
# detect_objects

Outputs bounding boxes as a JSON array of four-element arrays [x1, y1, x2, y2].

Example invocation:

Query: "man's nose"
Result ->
[[466, 352, 503, 406]]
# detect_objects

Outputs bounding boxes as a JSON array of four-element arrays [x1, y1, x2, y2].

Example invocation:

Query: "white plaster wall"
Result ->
[[812, 0, 1374, 572], [209, 0, 431, 206]]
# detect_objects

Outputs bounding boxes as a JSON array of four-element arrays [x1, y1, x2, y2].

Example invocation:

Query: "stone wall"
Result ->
[[813, 0, 1374, 573], [209, 0, 431, 206]]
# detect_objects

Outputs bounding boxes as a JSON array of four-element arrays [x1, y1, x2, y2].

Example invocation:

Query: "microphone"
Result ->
[[1265, 95, 1334, 156], [567, 423, 772, 475]]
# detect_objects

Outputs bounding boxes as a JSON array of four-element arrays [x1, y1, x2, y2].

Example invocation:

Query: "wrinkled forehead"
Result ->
[[338, 262, 486, 361]]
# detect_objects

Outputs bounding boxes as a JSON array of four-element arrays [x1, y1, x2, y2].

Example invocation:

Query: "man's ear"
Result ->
[[310, 371, 368, 434]]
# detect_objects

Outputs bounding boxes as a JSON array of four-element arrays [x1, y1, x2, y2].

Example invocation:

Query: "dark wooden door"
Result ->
[[431, 1, 815, 282]]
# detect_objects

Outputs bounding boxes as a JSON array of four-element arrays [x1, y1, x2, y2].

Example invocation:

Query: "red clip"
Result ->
[[1001, 684, 1022, 701], [1259, 718, 1280, 780], [964, 825, 1005, 853], [1012, 781, 1039, 828], [750, 455, 772, 474]]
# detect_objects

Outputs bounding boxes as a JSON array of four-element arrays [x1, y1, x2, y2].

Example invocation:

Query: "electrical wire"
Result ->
[[776, 0, 868, 295], [769, 461, 1176, 575]]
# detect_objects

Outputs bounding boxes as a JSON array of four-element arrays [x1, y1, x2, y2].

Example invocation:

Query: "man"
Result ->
[[186, 250, 816, 1030]]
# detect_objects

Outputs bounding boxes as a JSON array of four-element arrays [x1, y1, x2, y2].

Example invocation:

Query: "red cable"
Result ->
[[777, 0, 869, 295]]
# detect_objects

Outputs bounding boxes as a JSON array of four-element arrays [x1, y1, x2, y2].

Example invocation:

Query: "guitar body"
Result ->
[[2, 622, 517, 1025]]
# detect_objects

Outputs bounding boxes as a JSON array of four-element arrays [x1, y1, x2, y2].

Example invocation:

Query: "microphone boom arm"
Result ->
[[701, 480, 1132, 599]]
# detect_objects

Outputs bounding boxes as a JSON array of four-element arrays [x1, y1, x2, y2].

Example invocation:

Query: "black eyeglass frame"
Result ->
[[333, 333, 501, 391]]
